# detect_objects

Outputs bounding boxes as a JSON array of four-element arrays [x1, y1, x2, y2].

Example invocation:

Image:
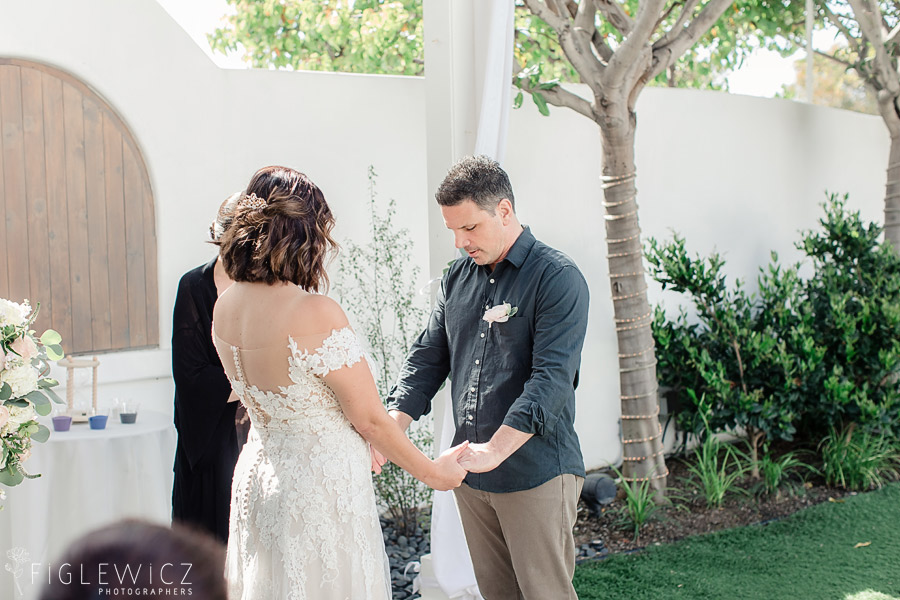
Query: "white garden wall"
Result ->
[[0, 0, 888, 471]]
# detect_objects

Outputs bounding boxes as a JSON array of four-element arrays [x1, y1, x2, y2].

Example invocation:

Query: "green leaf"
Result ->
[[0, 465, 25, 487], [27, 391, 51, 416], [45, 344, 64, 361], [31, 424, 51, 443], [40, 330, 62, 346], [38, 378, 59, 389], [44, 387, 64, 404], [513, 91, 523, 109], [532, 91, 550, 116], [0, 382, 10, 401]]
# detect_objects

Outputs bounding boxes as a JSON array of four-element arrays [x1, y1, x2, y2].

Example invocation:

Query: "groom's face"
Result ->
[[441, 198, 512, 267]]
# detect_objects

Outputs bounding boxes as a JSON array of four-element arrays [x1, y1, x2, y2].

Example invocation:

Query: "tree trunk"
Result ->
[[884, 130, 900, 251], [875, 87, 900, 252], [598, 98, 668, 497]]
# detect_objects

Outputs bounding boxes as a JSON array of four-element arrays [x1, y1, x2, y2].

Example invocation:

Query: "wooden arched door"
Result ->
[[0, 58, 158, 355]]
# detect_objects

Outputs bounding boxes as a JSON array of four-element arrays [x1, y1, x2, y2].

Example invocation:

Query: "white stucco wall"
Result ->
[[0, 0, 889, 472]]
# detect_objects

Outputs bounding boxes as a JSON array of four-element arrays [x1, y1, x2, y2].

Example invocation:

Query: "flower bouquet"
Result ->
[[0, 298, 65, 489]]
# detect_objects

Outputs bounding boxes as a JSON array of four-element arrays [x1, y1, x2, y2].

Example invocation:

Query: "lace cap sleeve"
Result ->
[[290, 327, 365, 377]]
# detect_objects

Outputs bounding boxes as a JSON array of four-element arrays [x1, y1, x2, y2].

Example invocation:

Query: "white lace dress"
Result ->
[[219, 327, 391, 600]]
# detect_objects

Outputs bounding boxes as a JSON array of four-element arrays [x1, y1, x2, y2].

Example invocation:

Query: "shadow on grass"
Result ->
[[574, 483, 900, 600]]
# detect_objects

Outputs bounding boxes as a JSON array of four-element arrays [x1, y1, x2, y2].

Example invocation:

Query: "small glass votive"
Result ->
[[119, 400, 140, 424], [89, 414, 108, 430], [52, 415, 72, 432]]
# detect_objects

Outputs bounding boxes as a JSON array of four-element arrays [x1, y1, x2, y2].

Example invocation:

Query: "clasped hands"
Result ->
[[369, 441, 503, 491]]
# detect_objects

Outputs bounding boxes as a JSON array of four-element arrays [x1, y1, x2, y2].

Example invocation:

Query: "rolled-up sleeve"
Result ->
[[502, 265, 589, 435], [386, 277, 451, 420]]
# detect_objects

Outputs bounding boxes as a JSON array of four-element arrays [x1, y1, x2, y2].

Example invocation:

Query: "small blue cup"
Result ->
[[89, 415, 108, 430]]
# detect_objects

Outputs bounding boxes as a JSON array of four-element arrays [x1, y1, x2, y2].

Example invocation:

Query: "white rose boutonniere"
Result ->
[[482, 302, 518, 328]]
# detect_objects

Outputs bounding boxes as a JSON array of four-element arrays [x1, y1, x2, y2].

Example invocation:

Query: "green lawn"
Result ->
[[574, 483, 900, 600]]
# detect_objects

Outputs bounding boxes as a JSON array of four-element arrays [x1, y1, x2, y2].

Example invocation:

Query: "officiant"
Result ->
[[171, 193, 249, 542]]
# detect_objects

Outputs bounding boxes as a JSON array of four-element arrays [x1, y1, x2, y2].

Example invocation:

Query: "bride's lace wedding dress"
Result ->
[[213, 326, 392, 600]]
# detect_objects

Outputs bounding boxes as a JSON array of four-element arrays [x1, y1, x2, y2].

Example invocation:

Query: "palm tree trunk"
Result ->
[[598, 99, 668, 496]]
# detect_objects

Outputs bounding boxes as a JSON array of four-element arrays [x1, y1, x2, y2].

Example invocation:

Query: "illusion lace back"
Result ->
[[214, 327, 391, 600]]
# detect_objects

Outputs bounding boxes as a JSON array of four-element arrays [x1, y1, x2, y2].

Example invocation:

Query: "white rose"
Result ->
[[0, 351, 6, 371], [0, 405, 9, 429], [0, 299, 31, 327], [483, 302, 513, 326], [0, 364, 39, 400], [6, 403, 37, 429]]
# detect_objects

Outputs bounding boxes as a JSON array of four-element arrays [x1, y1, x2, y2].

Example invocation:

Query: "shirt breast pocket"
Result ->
[[490, 316, 532, 370]]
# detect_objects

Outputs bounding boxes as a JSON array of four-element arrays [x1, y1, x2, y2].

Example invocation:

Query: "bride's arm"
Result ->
[[297, 295, 467, 491], [325, 362, 467, 491]]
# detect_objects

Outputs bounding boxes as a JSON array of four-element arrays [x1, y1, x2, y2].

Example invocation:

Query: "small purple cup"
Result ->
[[52, 415, 72, 432]]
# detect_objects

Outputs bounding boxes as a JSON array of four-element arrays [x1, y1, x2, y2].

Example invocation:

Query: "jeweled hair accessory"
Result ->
[[239, 192, 267, 212]]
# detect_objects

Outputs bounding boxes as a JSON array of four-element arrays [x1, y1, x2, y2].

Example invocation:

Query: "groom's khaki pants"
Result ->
[[454, 474, 583, 600]]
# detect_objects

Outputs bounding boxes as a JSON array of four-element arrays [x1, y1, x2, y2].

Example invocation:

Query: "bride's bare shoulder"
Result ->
[[288, 293, 350, 334]]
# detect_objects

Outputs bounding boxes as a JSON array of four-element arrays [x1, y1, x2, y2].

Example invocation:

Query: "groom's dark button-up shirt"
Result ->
[[387, 227, 589, 493]]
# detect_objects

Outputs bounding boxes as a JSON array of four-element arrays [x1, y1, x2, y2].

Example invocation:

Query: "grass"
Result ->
[[574, 483, 900, 599]]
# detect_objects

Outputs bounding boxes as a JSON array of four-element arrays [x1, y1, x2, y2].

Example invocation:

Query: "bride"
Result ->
[[211, 165, 469, 600]]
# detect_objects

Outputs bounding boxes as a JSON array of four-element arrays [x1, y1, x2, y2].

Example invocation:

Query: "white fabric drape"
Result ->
[[420, 1, 514, 598]]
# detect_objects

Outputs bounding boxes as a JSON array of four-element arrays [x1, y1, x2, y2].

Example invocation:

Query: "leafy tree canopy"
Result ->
[[209, 0, 423, 75], [209, 0, 807, 90]]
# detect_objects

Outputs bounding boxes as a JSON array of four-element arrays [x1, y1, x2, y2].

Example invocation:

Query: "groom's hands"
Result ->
[[457, 425, 533, 473], [428, 441, 470, 491]]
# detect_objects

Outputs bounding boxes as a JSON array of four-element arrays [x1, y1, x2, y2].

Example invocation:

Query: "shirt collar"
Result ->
[[501, 226, 536, 269]]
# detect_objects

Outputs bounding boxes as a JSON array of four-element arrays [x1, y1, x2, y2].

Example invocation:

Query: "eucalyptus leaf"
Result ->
[[46, 344, 64, 361], [0, 382, 10, 401], [0, 466, 24, 487], [31, 424, 51, 443], [44, 387, 64, 404], [38, 378, 59, 389], [27, 391, 51, 416], [40, 329, 62, 346]]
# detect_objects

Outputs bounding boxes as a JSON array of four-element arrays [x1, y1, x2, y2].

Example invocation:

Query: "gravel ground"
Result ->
[[381, 516, 430, 600]]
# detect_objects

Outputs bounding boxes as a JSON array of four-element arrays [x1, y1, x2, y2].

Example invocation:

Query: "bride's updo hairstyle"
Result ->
[[219, 166, 337, 292]]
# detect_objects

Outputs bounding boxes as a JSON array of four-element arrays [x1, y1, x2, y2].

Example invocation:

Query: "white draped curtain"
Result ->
[[418, 1, 515, 598]]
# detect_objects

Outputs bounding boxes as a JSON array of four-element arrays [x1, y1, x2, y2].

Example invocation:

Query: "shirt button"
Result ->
[[469, 387, 476, 393], [475, 359, 480, 365], [480, 333, 485, 338], [489, 278, 495, 284]]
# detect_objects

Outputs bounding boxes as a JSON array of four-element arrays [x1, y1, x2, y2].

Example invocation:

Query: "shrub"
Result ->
[[819, 425, 900, 491], [651, 194, 900, 468], [336, 167, 432, 536]]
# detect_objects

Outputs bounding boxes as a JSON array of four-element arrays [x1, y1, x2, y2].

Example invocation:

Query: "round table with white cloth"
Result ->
[[0, 410, 176, 600]]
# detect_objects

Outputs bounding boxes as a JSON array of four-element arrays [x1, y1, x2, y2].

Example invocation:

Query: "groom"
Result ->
[[387, 155, 589, 599]]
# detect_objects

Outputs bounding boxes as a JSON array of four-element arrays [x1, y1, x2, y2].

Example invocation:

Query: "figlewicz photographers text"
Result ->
[[34, 561, 195, 595]]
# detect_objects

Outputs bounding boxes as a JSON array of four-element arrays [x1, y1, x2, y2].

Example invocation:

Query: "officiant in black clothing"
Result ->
[[172, 193, 248, 542]]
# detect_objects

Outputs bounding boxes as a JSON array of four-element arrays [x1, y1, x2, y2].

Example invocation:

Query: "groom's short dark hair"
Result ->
[[436, 155, 515, 213]]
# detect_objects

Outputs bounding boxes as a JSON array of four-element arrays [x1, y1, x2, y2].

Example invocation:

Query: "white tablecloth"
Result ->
[[0, 411, 176, 600]]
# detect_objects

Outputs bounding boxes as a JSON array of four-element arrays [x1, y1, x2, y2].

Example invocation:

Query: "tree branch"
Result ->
[[823, 3, 863, 55], [522, 0, 567, 31], [648, 0, 733, 82], [846, 0, 900, 95], [523, 0, 606, 92], [517, 74, 598, 122], [655, 0, 700, 48], [813, 48, 856, 69], [595, 0, 635, 35], [562, 0, 615, 61], [605, 0, 667, 87]]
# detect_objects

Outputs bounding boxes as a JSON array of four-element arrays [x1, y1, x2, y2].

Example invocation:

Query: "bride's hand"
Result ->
[[370, 445, 387, 474], [427, 441, 469, 491]]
